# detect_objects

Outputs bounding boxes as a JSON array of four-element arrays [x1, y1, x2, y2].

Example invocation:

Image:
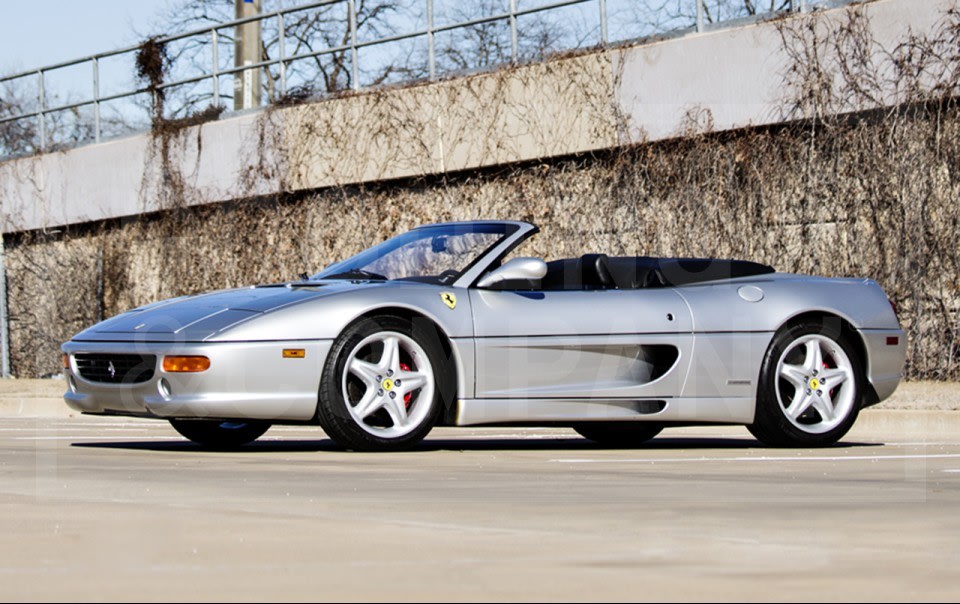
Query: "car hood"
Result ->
[[70, 281, 370, 342]]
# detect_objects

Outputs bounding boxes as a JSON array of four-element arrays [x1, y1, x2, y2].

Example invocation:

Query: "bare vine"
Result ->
[[3, 3, 959, 380]]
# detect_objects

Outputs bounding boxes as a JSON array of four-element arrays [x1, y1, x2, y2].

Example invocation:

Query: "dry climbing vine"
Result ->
[[2, 5, 958, 380]]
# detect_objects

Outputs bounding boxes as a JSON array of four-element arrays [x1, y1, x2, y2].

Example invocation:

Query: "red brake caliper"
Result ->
[[399, 362, 413, 407], [823, 358, 836, 397]]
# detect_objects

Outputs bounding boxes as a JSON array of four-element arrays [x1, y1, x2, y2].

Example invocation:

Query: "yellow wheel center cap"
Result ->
[[382, 378, 394, 391], [809, 378, 820, 390]]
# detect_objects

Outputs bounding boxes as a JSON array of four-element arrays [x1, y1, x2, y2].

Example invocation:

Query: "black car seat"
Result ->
[[580, 253, 614, 289], [541, 254, 613, 290], [604, 256, 665, 289]]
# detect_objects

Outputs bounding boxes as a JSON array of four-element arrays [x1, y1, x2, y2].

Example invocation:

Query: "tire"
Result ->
[[748, 318, 864, 447], [169, 419, 270, 448], [573, 423, 664, 447], [317, 315, 449, 452]]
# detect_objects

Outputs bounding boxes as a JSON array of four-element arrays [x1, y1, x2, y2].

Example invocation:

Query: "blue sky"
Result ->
[[0, 1, 161, 76]]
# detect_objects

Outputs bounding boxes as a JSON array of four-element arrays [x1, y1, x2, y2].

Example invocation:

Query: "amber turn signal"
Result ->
[[62, 353, 70, 370], [282, 348, 305, 359], [162, 355, 211, 373]]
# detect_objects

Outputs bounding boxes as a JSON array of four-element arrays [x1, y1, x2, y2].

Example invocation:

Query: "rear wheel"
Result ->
[[169, 419, 270, 448], [749, 319, 863, 447], [317, 315, 447, 451], [573, 423, 663, 447]]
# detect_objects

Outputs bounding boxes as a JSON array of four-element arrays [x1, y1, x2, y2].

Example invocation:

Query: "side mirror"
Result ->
[[476, 257, 547, 289]]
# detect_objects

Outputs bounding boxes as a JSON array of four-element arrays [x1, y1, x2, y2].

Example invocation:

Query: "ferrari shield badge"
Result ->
[[440, 292, 457, 309]]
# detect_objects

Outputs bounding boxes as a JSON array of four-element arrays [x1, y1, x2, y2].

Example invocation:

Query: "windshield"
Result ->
[[314, 223, 518, 285]]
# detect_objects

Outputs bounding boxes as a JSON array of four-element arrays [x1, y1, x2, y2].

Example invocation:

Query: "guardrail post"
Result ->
[[509, 0, 518, 62], [696, 0, 705, 32], [348, 0, 359, 90], [92, 57, 101, 143], [598, 0, 608, 45], [0, 233, 10, 379], [427, 0, 435, 79], [278, 12, 287, 95], [37, 69, 46, 151], [212, 28, 220, 106]]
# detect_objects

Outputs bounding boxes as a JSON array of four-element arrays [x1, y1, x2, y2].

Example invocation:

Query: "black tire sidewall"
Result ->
[[169, 419, 270, 448], [751, 319, 864, 447], [572, 423, 664, 447], [317, 315, 447, 451]]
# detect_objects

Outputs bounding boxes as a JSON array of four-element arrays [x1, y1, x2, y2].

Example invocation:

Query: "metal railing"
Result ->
[[0, 0, 840, 158]]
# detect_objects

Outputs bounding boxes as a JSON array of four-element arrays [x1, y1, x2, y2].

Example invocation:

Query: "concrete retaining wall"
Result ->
[[1, 0, 948, 234]]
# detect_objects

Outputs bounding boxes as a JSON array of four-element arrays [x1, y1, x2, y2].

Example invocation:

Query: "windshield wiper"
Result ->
[[323, 269, 389, 281]]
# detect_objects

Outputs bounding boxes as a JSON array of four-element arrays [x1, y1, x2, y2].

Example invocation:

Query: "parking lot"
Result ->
[[1, 411, 959, 602]]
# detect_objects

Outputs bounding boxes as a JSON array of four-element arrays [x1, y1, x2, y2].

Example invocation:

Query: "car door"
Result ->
[[469, 287, 693, 399]]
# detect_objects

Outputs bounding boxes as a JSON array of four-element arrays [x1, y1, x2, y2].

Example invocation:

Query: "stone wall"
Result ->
[[6, 101, 959, 379]]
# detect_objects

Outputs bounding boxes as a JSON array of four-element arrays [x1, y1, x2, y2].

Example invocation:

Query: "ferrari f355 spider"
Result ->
[[62, 221, 905, 451]]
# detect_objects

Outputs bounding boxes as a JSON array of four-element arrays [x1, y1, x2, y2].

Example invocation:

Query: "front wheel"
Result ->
[[749, 319, 864, 447], [169, 419, 270, 448], [573, 423, 663, 447], [317, 315, 448, 451]]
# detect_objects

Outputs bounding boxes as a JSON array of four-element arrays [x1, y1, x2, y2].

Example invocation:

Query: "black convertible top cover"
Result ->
[[534, 255, 775, 290], [603, 256, 775, 289]]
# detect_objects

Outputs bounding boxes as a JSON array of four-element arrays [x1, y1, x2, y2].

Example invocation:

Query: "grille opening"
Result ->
[[74, 353, 157, 384]]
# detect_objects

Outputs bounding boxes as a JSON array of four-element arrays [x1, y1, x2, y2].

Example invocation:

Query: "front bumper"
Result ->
[[61, 340, 332, 421]]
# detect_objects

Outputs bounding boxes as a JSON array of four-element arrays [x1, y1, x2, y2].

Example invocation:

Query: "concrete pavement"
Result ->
[[1, 415, 959, 602]]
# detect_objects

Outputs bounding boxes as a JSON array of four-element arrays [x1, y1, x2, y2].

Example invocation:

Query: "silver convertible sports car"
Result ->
[[62, 220, 905, 451]]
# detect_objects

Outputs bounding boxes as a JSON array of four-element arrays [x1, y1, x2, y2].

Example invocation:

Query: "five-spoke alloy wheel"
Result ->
[[317, 315, 447, 451], [749, 319, 864, 447]]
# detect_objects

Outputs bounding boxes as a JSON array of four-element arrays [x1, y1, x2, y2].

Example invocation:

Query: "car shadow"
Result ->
[[71, 436, 884, 454]]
